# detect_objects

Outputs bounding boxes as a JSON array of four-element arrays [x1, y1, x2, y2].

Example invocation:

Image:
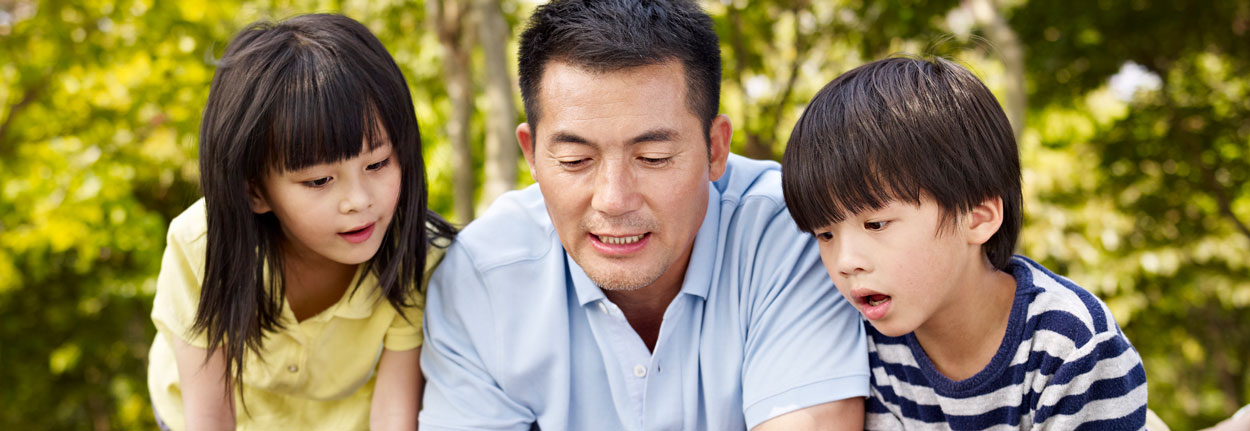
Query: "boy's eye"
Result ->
[[815, 231, 834, 242], [865, 221, 889, 231], [304, 177, 332, 187], [367, 158, 391, 171]]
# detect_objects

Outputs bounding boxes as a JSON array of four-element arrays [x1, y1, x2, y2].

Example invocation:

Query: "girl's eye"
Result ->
[[367, 158, 391, 171], [865, 221, 889, 231], [304, 177, 332, 188], [815, 231, 834, 242], [640, 156, 671, 167]]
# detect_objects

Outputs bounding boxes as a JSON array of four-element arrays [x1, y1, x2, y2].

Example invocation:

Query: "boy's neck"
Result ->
[[913, 261, 1018, 382]]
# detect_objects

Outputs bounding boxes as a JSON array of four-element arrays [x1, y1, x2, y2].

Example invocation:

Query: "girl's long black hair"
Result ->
[[193, 13, 455, 404]]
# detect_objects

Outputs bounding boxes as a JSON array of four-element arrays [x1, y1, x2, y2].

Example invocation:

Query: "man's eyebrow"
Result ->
[[549, 131, 591, 146], [547, 128, 679, 147], [630, 128, 678, 144]]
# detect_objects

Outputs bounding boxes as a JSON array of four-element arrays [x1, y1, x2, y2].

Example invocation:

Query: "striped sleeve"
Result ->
[[1031, 329, 1148, 430]]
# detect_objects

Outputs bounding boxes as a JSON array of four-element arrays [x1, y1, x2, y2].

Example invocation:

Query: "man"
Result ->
[[420, 1, 868, 429]]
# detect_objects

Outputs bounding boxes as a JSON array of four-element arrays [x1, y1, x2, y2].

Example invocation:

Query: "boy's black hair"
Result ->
[[781, 56, 1021, 269], [195, 13, 455, 401], [517, 0, 721, 142]]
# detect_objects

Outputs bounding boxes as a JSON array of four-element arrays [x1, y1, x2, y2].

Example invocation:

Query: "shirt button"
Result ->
[[287, 365, 299, 373], [598, 302, 609, 314], [633, 364, 647, 378]]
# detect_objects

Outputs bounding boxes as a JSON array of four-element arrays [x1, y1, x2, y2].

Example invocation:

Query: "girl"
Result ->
[[147, 14, 454, 430]]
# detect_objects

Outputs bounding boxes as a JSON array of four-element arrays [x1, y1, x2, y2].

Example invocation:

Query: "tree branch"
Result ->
[[0, 77, 49, 151]]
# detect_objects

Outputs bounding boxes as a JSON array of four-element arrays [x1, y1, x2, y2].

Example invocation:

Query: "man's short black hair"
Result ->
[[781, 56, 1022, 270], [517, 0, 721, 140]]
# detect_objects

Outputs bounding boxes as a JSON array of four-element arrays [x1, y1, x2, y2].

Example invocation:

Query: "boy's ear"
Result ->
[[250, 183, 272, 214], [965, 196, 1004, 246]]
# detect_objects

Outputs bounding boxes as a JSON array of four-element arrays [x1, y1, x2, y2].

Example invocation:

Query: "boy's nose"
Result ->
[[835, 237, 870, 277]]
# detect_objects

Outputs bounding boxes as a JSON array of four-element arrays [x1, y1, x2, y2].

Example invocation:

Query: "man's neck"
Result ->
[[603, 238, 695, 352]]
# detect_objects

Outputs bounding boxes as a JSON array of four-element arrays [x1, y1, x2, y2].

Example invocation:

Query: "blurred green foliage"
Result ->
[[0, 0, 1246, 429]]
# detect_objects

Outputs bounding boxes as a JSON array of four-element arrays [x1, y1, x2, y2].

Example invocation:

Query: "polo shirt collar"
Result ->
[[568, 182, 721, 306], [332, 266, 379, 320]]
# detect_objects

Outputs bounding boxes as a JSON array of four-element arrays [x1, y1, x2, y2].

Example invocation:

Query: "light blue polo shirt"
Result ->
[[420, 155, 868, 431]]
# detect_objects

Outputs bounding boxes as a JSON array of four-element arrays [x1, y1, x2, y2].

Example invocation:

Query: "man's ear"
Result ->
[[707, 114, 732, 181], [516, 122, 539, 183], [965, 196, 1004, 246], [250, 183, 272, 214]]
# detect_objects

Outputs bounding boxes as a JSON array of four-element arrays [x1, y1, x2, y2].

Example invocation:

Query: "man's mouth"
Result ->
[[595, 233, 647, 245]]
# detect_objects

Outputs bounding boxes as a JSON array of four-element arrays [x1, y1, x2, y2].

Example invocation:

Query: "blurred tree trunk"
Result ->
[[725, 1, 811, 161], [475, 0, 519, 211], [430, 0, 477, 223], [966, 0, 1026, 139]]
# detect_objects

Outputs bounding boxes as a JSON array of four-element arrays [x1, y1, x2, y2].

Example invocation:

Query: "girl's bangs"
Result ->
[[263, 53, 388, 174]]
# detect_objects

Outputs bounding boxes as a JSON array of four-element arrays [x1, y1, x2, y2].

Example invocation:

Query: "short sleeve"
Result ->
[[739, 203, 870, 428], [419, 244, 535, 431], [382, 243, 446, 351], [150, 201, 210, 348]]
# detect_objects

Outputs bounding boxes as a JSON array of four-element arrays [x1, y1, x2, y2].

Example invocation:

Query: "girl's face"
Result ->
[[252, 140, 402, 268]]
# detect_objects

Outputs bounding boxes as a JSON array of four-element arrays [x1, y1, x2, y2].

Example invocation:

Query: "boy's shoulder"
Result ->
[[1009, 255, 1128, 352]]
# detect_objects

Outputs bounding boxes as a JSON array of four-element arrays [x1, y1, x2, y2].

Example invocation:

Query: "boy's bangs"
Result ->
[[782, 86, 924, 233], [784, 140, 920, 233], [264, 53, 388, 174]]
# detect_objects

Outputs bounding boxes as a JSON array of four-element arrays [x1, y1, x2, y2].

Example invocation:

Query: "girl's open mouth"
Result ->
[[339, 223, 375, 244]]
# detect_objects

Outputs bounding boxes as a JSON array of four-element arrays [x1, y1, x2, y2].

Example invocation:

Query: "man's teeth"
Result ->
[[867, 295, 889, 306], [599, 234, 644, 245]]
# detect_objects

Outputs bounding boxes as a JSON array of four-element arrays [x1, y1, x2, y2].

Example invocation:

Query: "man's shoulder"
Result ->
[[716, 154, 785, 208], [448, 184, 561, 272]]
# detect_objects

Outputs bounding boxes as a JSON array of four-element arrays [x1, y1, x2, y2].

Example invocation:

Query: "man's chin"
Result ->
[[583, 264, 663, 292]]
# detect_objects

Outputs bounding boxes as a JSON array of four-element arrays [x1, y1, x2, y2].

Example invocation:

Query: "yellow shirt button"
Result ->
[[287, 365, 299, 373]]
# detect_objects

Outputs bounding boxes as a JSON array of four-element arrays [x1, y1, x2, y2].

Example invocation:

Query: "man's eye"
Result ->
[[640, 156, 671, 167], [304, 177, 332, 187], [865, 221, 889, 231], [367, 158, 391, 171], [559, 158, 589, 168]]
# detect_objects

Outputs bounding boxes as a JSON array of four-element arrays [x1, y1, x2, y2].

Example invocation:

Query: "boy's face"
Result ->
[[812, 196, 992, 337]]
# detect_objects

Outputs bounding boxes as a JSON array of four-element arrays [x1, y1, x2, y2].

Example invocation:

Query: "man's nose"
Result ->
[[590, 159, 642, 217]]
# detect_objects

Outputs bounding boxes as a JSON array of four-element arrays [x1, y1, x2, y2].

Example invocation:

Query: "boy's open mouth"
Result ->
[[862, 294, 890, 307]]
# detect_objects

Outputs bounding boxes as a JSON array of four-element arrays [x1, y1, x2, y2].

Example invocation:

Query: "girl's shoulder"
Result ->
[[166, 198, 208, 247]]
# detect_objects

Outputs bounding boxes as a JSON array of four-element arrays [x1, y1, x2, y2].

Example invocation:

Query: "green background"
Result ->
[[1, 0, 1246, 429]]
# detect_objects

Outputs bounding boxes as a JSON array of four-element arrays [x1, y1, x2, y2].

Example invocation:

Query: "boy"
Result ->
[[781, 56, 1148, 429]]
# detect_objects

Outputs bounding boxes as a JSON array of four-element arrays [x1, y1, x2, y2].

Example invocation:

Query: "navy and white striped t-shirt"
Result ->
[[865, 255, 1148, 430]]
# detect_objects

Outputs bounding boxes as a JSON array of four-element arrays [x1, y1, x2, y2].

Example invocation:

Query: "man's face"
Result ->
[[517, 60, 730, 292]]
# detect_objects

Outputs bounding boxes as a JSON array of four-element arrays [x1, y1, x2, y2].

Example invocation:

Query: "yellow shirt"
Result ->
[[147, 199, 442, 430]]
